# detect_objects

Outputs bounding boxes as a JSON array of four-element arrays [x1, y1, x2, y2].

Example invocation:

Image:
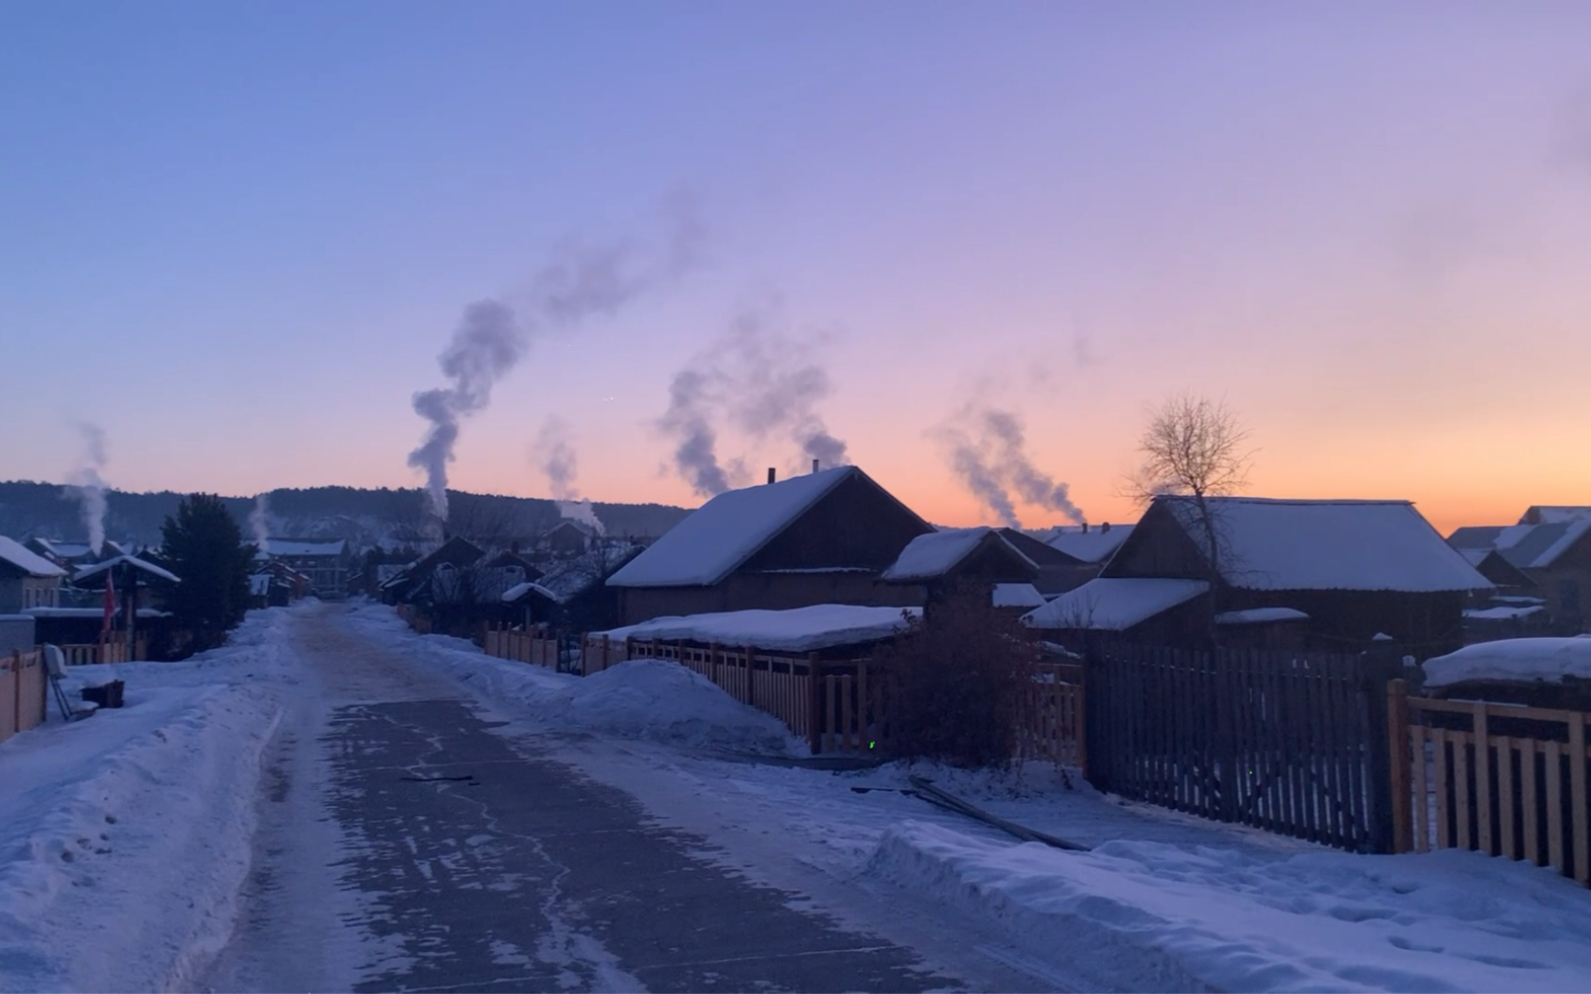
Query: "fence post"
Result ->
[[1082, 644, 1109, 792], [11, 650, 20, 735], [807, 652, 822, 755], [1363, 641, 1402, 854], [1387, 678, 1413, 853]]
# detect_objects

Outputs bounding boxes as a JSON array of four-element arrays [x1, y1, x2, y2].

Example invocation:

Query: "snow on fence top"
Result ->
[[594, 604, 921, 653], [1022, 578, 1208, 631], [881, 527, 1003, 581], [606, 466, 858, 588], [72, 555, 181, 584], [992, 582, 1046, 608], [0, 536, 67, 577], [263, 539, 348, 557], [1047, 525, 1134, 564], [1214, 607, 1309, 625], [1423, 637, 1591, 688], [1159, 497, 1493, 592]]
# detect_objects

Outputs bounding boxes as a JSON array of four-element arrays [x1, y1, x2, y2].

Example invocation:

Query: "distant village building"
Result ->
[[605, 466, 933, 626], [0, 536, 65, 612], [1447, 507, 1591, 633], [879, 527, 1039, 607], [1026, 496, 1492, 657], [541, 520, 596, 558], [261, 539, 352, 598]]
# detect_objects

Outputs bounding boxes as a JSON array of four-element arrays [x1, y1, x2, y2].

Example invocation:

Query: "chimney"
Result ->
[[1081, 522, 1089, 534], [767, 467, 777, 485], [1102, 522, 1111, 533], [812, 458, 820, 474]]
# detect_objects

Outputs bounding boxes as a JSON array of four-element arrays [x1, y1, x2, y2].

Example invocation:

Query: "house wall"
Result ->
[[1523, 533, 1591, 631], [740, 473, 932, 572], [21, 576, 60, 610], [1102, 505, 1208, 580], [0, 576, 22, 614], [1220, 588, 1466, 658], [616, 573, 924, 626]]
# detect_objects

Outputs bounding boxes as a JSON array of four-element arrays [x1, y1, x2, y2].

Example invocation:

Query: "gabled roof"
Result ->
[[1520, 506, 1591, 525], [1023, 577, 1208, 631], [1448, 518, 1591, 571], [0, 536, 67, 578], [992, 582, 1046, 608], [608, 466, 919, 588], [881, 527, 1035, 582], [1141, 497, 1491, 593], [1047, 525, 1134, 565], [997, 528, 1083, 566], [72, 555, 181, 585]]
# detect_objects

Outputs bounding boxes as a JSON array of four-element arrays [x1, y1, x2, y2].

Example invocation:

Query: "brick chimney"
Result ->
[[767, 467, 776, 484]]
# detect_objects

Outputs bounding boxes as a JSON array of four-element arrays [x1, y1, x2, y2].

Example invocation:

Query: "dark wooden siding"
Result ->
[[741, 473, 932, 572], [1102, 503, 1207, 580], [616, 573, 923, 626]]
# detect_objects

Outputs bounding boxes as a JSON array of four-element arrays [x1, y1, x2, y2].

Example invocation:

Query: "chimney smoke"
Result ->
[[934, 404, 1087, 529], [66, 422, 110, 554]]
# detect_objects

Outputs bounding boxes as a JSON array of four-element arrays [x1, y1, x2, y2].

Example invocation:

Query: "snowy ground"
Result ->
[[344, 601, 1591, 994], [0, 608, 300, 993], [4, 600, 1590, 993]]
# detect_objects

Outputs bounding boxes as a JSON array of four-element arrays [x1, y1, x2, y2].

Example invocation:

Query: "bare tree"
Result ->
[[1126, 394, 1253, 622]]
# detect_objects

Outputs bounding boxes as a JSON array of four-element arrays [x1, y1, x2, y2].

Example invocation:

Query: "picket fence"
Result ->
[[0, 650, 48, 746]]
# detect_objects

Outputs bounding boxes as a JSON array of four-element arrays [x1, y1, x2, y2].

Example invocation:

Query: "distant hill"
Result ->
[[0, 481, 692, 551]]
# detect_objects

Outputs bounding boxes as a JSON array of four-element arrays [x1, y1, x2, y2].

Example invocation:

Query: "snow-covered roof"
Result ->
[[1463, 605, 1545, 621], [595, 604, 921, 653], [375, 564, 408, 582], [72, 556, 181, 584], [264, 539, 347, 557], [1448, 517, 1591, 571], [1521, 505, 1591, 525], [880, 527, 1030, 582], [1046, 525, 1134, 564], [992, 583, 1045, 608], [1157, 497, 1492, 592], [607, 466, 879, 588], [1424, 637, 1591, 688], [1022, 578, 1208, 631], [1215, 607, 1310, 625], [0, 536, 67, 578]]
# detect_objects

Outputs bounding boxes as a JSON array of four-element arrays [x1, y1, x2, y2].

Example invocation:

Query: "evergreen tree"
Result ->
[[161, 493, 253, 653]]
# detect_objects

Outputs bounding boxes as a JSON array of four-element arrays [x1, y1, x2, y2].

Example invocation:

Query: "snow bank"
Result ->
[[344, 603, 803, 754], [1423, 637, 1591, 688], [869, 821, 1591, 993], [0, 607, 301, 992], [595, 604, 919, 653]]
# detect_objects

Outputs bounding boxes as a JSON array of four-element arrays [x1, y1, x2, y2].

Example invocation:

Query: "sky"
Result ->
[[3, 2, 1590, 536]]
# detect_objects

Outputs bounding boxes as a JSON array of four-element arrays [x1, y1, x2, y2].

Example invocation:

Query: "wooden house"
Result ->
[[260, 539, 353, 598], [1448, 510, 1591, 632], [0, 536, 66, 612], [606, 466, 933, 626], [503, 543, 642, 636], [1026, 496, 1492, 658], [995, 528, 1097, 595], [879, 527, 1039, 609], [542, 520, 595, 558]]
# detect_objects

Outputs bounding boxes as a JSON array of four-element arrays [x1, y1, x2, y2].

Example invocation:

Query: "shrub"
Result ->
[[876, 585, 1040, 767]]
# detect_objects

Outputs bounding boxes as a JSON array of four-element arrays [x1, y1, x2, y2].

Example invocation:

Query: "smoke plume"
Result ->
[[657, 306, 849, 496], [530, 416, 607, 536], [936, 405, 1086, 529], [409, 204, 704, 530], [66, 423, 110, 554], [249, 494, 272, 554]]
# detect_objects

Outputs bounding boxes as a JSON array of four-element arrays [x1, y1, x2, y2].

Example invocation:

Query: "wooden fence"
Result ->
[[1027, 662, 1086, 769], [1087, 643, 1396, 852], [0, 650, 48, 745], [55, 641, 129, 666], [1394, 683, 1590, 886], [483, 628, 561, 669]]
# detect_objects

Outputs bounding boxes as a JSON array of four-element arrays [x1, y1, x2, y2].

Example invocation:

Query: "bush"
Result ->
[[875, 586, 1040, 767]]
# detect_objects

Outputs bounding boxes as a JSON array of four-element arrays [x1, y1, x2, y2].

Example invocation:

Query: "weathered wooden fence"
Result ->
[[1027, 661, 1086, 769], [483, 628, 561, 669], [1394, 683, 1590, 885], [0, 650, 49, 745], [55, 641, 128, 666], [1087, 643, 1397, 852]]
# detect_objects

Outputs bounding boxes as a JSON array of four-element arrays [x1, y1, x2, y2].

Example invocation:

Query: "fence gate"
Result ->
[[1088, 644, 1395, 852], [1395, 687, 1589, 886]]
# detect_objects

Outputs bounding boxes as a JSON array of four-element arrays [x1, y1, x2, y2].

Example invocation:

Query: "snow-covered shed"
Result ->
[[1051, 496, 1492, 654], [879, 527, 1038, 606], [0, 536, 67, 613], [605, 466, 933, 625], [1023, 578, 1210, 643]]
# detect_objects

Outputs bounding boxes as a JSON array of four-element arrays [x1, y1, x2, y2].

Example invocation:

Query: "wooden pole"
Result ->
[[1387, 679, 1412, 854], [807, 652, 822, 755]]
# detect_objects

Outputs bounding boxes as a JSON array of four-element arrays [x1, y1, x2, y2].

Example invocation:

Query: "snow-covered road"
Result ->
[[6, 600, 1591, 993]]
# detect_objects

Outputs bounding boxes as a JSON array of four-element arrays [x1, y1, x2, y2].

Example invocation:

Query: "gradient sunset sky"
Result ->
[[4, 2, 1590, 536]]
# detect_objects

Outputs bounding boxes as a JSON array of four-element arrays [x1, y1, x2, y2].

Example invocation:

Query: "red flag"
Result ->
[[102, 571, 116, 636]]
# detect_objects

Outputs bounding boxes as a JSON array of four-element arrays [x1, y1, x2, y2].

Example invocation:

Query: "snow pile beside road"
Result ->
[[868, 821, 1591, 993], [0, 607, 300, 993], [344, 603, 802, 755]]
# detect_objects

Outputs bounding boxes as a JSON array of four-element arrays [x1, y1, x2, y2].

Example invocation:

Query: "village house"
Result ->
[[879, 527, 1039, 609], [1025, 496, 1492, 657], [261, 538, 353, 598], [503, 543, 642, 636], [0, 536, 66, 612], [541, 519, 596, 558], [24, 538, 130, 570], [1042, 522, 1136, 590], [994, 528, 1095, 596], [1447, 507, 1591, 633], [605, 466, 934, 626]]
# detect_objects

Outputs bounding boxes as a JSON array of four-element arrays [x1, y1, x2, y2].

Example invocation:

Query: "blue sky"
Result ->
[[4, 2, 1590, 532]]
